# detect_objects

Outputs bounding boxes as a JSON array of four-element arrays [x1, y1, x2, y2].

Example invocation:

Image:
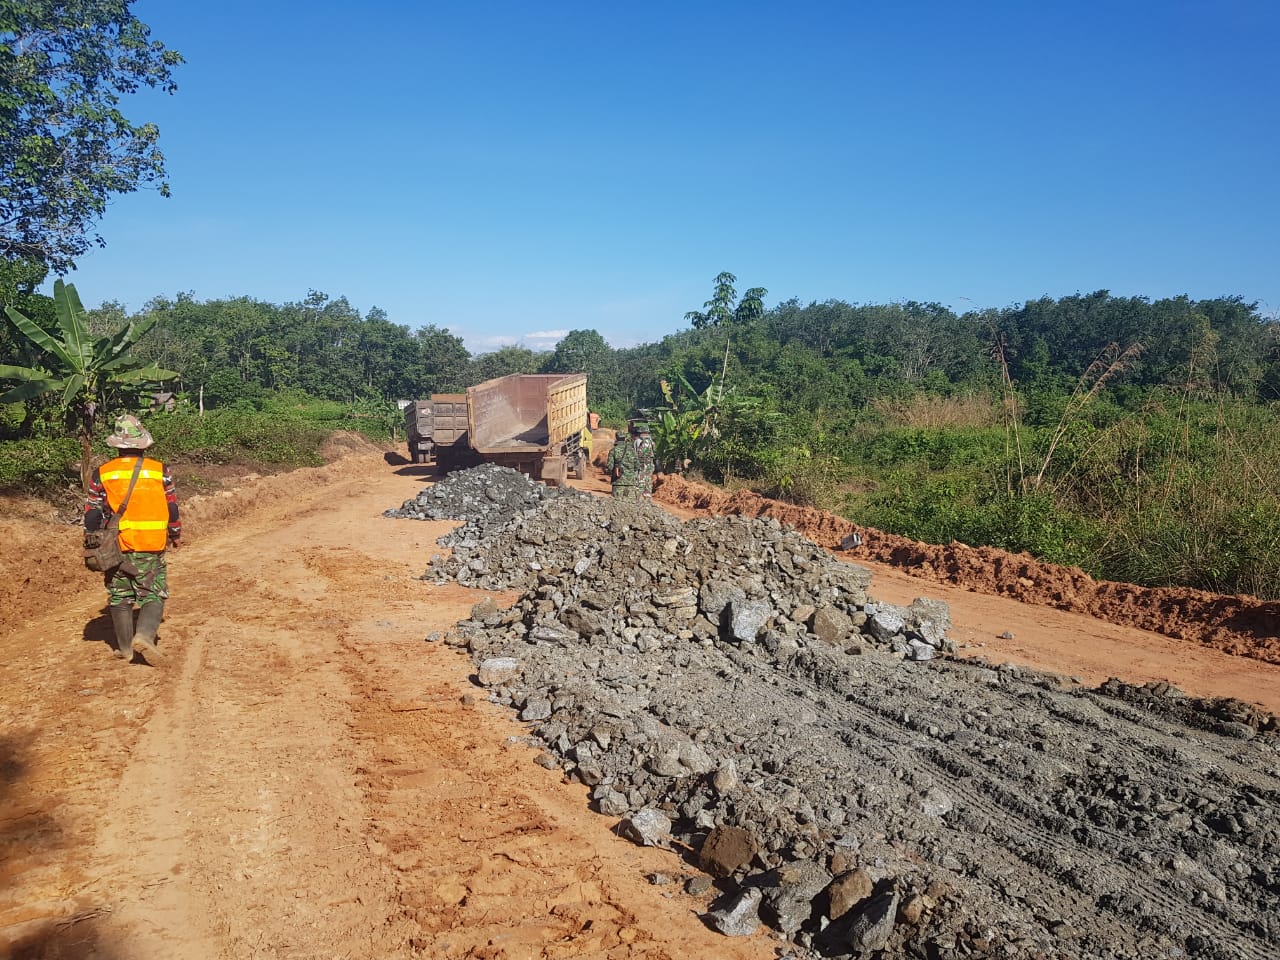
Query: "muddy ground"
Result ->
[[1, 442, 1278, 958]]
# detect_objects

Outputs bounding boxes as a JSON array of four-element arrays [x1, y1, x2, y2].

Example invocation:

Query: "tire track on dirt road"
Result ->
[[1, 452, 778, 960], [716, 641, 1279, 958]]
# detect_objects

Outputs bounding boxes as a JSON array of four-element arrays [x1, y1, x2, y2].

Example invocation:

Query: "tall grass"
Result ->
[[1058, 395, 1280, 596], [794, 383, 1280, 598], [869, 392, 1003, 429]]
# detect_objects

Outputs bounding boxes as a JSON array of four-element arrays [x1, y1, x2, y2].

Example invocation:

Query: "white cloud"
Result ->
[[460, 328, 574, 355], [520, 329, 570, 350], [466, 334, 519, 353]]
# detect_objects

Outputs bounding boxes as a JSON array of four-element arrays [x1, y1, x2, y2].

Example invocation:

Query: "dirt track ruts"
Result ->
[[2, 443, 1277, 959]]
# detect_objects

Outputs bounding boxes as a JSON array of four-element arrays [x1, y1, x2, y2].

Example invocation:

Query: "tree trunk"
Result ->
[[77, 404, 96, 492], [79, 432, 92, 492]]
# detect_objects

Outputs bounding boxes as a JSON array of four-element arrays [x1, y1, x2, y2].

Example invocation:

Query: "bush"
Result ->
[[851, 469, 1101, 569], [0, 437, 80, 491], [852, 427, 1010, 471], [757, 451, 847, 508], [144, 408, 328, 466]]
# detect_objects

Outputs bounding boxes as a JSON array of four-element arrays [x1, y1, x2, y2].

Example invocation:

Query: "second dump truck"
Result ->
[[403, 400, 434, 463], [433, 373, 589, 484]]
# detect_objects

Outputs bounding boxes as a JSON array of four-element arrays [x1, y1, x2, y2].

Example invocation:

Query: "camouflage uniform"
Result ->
[[104, 552, 169, 607], [606, 431, 642, 501], [607, 423, 657, 502], [633, 428, 656, 498]]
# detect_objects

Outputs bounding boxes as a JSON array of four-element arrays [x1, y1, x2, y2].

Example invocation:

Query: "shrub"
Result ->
[[144, 409, 327, 466], [869, 393, 1002, 429], [0, 438, 80, 491]]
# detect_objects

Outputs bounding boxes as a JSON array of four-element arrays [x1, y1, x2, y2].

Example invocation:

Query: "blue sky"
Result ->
[[51, 0, 1280, 352]]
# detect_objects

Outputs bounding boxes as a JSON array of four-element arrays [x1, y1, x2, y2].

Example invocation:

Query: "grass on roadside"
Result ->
[[0, 397, 399, 497]]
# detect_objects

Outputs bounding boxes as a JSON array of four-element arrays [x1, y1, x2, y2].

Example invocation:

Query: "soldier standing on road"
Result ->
[[84, 415, 181, 663], [606, 420, 656, 502], [605, 429, 639, 500], [631, 420, 656, 499]]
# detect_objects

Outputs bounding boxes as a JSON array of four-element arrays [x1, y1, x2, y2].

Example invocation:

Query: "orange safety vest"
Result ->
[[100, 455, 170, 552]]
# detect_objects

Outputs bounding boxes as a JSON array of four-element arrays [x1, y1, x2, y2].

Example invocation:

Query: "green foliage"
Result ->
[[855, 470, 1100, 569], [1048, 395, 1280, 596], [0, 0, 183, 270], [542, 329, 619, 409], [470, 345, 543, 383], [146, 408, 327, 467], [135, 291, 471, 404], [260, 393, 399, 442], [646, 374, 698, 470], [758, 447, 847, 508], [1, 279, 177, 486], [0, 435, 78, 490], [684, 272, 767, 329], [848, 427, 1010, 471]]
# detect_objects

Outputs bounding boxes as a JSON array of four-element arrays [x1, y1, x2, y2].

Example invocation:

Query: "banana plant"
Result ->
[[2, 279, 177, 489], [646, 374, 713, 472]]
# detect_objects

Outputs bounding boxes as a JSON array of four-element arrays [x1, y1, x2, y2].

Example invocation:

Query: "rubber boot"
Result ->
[[133, 601, 165, 660], [109, 604, 135, 661]]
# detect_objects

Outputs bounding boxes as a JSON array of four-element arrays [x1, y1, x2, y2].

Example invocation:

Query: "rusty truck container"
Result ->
[[429, 393, 469, 448], [456, 373, 588, 483], [403, 400, 434, 463]]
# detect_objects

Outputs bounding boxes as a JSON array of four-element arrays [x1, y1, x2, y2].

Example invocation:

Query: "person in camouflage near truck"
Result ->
[[605, 420, 656, 501], [84, 415, 181, 663], [631, 419, 656, 498]]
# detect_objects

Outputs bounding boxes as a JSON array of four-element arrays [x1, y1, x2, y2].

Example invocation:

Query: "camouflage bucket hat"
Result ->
[[106, 414, 154, 450]]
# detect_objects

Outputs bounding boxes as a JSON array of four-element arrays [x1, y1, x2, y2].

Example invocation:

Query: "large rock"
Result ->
[[559, 604, 602, 638], [619, 808, 672, 847], [476, 656, 521, 686], [866, 604, 907, 643], [699, 580, 745, 624], [910, 597, 952, 646], [827, 868, 874, 920], [760, 859, 832, 934], [700, 825, 758, 878], [729, 598, 772, 643], [708, 887, 762, 937], [811, 604, 854, 646], [845, 889, 899, 952]]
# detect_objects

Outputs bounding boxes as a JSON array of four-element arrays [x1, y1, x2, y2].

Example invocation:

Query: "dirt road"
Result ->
[[2, 445, 1276, 958], [0, 450, 777, 959]]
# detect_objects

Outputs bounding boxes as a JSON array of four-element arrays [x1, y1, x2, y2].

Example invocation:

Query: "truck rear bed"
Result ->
[[468, 374, 586, 453]]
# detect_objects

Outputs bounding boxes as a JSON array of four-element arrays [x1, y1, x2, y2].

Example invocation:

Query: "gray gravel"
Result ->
[[391, 465, 1280, 960]]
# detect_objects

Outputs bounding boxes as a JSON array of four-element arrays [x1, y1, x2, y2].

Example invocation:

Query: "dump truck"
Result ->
[[433, 373, 589, 484], [403, 400, 434, 463]]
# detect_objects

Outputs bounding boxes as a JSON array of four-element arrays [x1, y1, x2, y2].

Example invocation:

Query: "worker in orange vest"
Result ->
[[84, 415, 182, 663]]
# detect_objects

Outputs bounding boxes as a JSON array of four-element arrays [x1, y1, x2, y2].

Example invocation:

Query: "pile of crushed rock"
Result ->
[[391, 466, 1280, 960], [384, 461, 575, 548]]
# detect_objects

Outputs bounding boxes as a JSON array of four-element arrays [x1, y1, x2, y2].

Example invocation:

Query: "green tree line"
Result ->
[[5, 267, 1280, 598], [4, 273, 1276, 426]]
